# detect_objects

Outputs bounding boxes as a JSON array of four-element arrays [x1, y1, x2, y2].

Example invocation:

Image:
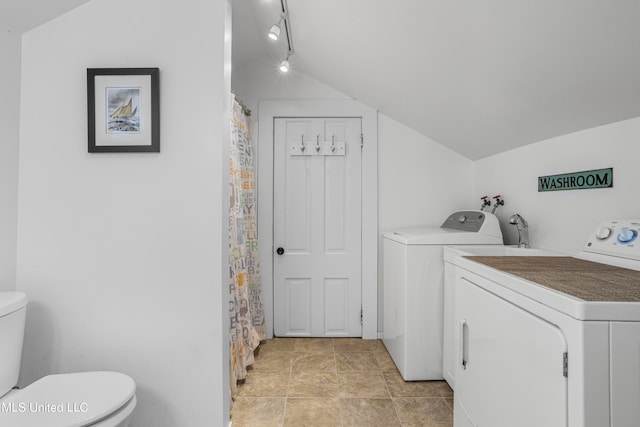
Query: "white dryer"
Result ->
[[382, 210, 503, 381], [450, 219, 640, 427]]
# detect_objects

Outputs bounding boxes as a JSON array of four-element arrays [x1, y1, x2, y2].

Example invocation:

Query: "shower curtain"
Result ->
[[229, 95, 265, 397]]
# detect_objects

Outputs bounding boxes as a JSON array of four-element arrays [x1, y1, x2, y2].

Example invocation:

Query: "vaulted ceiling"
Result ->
[[5, 1, 640, 160], [235, 0, 640, 159]]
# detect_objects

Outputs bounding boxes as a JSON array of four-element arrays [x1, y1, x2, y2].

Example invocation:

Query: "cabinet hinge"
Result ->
[[563, 352, 568, 377], [360, 133, 364, 150], [360, 308, 363, 325]]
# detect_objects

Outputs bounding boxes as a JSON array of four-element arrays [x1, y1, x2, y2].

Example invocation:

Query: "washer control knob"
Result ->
[[595, 226, 612, 240], [457, 215, 466, 223], [617, 228, 638, 244]]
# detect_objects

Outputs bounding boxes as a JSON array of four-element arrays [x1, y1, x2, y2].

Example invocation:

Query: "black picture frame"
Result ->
[[87, 68, 160, 153]]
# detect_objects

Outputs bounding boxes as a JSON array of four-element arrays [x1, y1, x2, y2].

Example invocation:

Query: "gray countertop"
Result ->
[[465, 256, 640, 303]]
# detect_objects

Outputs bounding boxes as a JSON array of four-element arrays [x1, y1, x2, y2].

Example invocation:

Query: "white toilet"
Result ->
[[0, 292, 137, 426]]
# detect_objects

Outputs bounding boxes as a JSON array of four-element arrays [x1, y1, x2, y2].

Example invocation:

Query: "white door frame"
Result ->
[[258, 100, 378, 340]]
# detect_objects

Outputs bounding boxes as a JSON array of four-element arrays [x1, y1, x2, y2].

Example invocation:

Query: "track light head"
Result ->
[[268, 24, 281, 41], [279, 59, 290, 73]]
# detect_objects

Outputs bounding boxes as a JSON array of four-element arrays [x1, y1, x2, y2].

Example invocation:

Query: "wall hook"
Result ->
[[300, 133, 305, 152]]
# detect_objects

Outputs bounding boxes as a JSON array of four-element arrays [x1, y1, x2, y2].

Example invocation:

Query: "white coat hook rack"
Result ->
[[289, 134, 346, 156]]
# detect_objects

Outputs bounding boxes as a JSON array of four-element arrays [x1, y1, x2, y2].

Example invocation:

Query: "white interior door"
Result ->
[[273, 117, 362, 337]]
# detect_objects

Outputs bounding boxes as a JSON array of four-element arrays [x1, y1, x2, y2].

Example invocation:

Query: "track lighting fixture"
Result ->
[[268, 23, 281, 40], [279, 56, 290, 73], [271, 1, 294, 73], [268, 16, 284, 41]]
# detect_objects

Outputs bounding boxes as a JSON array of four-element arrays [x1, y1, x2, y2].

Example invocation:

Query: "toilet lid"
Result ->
[[1, 371, 135, 427], [0, 291, 27, 317]]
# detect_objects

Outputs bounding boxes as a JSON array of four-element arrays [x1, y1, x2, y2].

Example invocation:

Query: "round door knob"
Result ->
[[276, 247, 285, 255]]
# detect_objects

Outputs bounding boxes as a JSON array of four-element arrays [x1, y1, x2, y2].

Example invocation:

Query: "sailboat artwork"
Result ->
[[106, 87, 141, 133]]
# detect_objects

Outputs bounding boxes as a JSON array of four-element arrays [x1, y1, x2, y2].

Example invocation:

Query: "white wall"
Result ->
[[0, 25, 21, 292], [378, 115, 475, 231], [474, 116, 640, 254], [17, 0, 230, 425]]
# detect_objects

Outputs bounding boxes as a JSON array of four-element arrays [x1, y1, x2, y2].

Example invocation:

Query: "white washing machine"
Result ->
[[382, 210, 503, 381]]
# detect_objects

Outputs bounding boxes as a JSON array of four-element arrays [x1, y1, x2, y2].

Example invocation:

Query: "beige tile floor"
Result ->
[[231, 338, 453, 427]]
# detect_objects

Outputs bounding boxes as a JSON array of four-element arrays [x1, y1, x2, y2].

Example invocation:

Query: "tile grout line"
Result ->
[[280, 348, 293, 427], [332, 339, 344, 426], [382, 353, 404, 425]]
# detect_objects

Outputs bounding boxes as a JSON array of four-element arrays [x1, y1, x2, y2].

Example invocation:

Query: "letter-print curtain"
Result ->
[[229, 96, 265, 397]]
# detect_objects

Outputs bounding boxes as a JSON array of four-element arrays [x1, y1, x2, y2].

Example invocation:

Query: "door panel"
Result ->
[[285, 278, 311, 334], [324, 156, 347, 252], [324, 278, 348, 333], [274, 117, 362, 337], [283, 123, 312, 254]]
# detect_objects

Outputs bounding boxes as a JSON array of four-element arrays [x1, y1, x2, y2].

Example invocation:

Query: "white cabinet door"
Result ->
[[273, 118, 362, 337], [610, 322, 640, 426], [455, 277, 568, 427]]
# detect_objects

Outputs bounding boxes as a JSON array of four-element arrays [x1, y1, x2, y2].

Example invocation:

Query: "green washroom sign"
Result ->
[[538, 168, 613, 192]]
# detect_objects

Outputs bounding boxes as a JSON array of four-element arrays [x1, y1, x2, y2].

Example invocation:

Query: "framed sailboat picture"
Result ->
[[87, 68, 159, 152]]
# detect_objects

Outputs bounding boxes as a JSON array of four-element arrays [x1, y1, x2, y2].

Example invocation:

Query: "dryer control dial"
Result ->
[[617, 227, 638, 244], [595, 226, 612, 240]]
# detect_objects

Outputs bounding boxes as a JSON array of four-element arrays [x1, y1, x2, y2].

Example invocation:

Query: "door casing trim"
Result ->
[[258, 100, 378, 339]]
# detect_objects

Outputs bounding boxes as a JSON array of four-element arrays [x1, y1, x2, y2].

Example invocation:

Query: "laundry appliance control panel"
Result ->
[[442, 210, 491, 232], [582, 220, 640, 263]]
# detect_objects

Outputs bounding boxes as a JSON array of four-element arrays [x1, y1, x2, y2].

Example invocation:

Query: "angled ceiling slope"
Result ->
[[236, 0, 640, 160], [0, 0, 92, 33]]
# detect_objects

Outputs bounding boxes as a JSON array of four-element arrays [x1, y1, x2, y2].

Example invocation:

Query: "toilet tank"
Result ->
[[0, 292, 27, 398]]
